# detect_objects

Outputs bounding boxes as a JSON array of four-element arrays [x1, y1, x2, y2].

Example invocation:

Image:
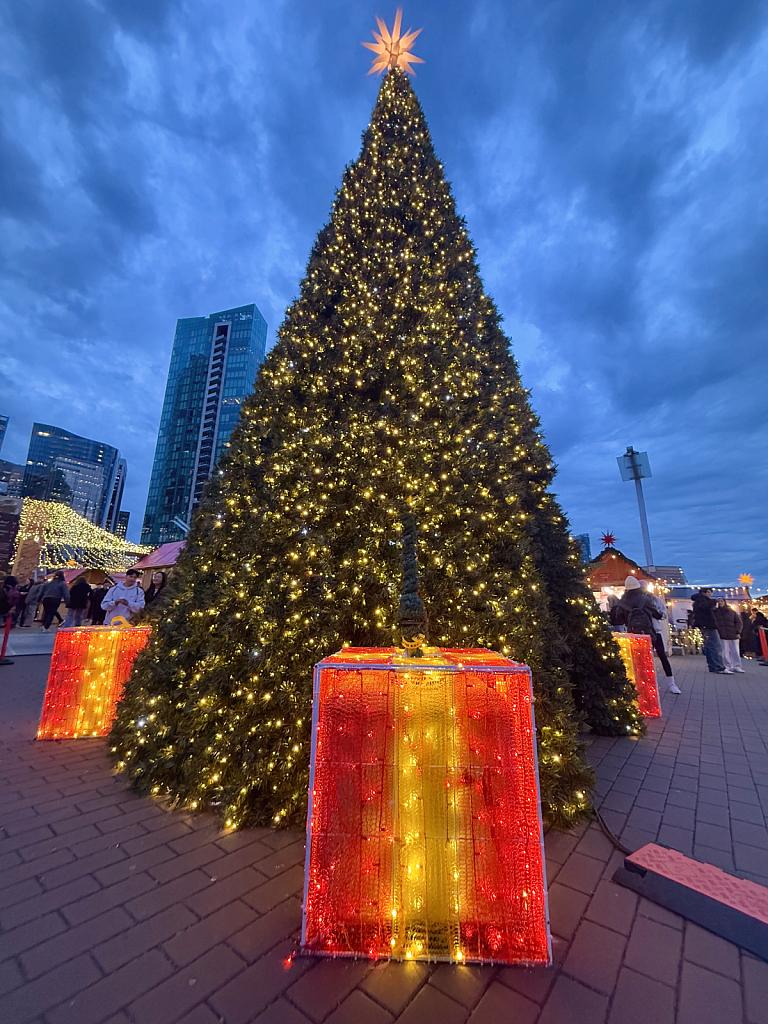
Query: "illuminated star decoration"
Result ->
[[600, 532, 616, 548], [740, 573, 754, 586], [362, 8, 424, 76]]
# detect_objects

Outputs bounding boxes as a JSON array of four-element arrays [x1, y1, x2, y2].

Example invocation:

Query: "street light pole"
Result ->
[[617, 446, 654, 568]]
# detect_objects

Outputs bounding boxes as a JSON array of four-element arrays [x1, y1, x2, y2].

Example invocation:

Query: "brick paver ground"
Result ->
[[1, 652, 767, 1024]]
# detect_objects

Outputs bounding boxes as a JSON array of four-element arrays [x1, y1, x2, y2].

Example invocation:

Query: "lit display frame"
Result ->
[[301, 647, 552, 966]]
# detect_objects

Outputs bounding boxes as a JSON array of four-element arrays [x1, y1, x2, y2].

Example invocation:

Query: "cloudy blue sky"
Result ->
[[1, 0, 766, 588]]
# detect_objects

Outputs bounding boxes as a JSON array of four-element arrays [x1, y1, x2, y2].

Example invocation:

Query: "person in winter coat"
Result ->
[[21, 579, 46, 626], [621, 576, 680, 693], [102, 569, 145, 625], [12, 580, 28, 626], [714, 600, 744, 674], [0, 576, 19, 622], [40, 572, 69, 630], [143, 571, 167, 605], [692, 589, 729, 674], [62, 576, 92, 628], [741, 609, 758, 657], [89, 583, 110, 625], [2, 577, 21, 623], [753, 609, 768, 662]]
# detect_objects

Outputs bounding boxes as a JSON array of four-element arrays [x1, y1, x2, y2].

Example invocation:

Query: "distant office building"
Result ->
[[22, 424, 126, 532], [141, 303, 267, 546], [116, 510, 130, 539], [0, 415, 7, 454], [574, 533, 592, 564], [0, 459, 24, 497]]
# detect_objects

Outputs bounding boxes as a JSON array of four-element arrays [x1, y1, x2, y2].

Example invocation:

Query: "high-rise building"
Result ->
[[0, 459, 24, 497], [22, 424, 126, 532], [0, 415, 7, 454], [141, 303, 267, 546], [574, 533, 592, 564], [116, 510, 130, 539]]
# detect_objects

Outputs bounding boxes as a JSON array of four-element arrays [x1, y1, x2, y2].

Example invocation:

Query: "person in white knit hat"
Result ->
[[620, 576, 681, 694]]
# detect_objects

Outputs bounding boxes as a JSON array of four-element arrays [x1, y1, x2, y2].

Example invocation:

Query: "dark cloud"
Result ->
[[0, 0, 766, 590]]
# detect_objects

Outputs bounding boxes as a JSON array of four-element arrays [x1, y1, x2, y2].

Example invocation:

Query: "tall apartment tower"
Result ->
[[22, 424, 126, 531], [141, 303, 267, 547]]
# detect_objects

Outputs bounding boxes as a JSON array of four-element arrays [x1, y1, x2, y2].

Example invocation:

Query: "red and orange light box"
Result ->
[[38, 626, 151, 739], [301, 647, 551, 965], [615, 633, 661, 717]]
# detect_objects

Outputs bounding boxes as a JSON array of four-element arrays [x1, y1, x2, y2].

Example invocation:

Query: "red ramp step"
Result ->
[[613, 843, 768, 961]]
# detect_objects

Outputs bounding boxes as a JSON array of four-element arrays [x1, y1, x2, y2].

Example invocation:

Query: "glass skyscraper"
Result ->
[[141, 303, 267, 546], [22, 424, 126, 531]]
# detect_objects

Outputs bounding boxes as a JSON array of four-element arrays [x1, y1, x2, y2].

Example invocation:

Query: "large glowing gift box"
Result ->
[[38, 625, 151, 739], [615, 634, 661, 718], [301, 647, 551, 965]]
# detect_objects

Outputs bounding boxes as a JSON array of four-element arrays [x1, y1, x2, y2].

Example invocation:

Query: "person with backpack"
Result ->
[[692, 588, 729, 674], [620, 576, 681, 693]]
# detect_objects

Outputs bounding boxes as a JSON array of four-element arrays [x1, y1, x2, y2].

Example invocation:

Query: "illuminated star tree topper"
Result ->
[[362, 8, 424, 75]]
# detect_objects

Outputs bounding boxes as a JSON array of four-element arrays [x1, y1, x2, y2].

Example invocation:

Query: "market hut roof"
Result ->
[[130, 541, 185, 572], [585, 545, 656, 589]]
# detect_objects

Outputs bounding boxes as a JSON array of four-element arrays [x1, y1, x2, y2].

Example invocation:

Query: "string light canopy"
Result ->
[[363, 8, 424, 75], [14, 499, 151, 574]]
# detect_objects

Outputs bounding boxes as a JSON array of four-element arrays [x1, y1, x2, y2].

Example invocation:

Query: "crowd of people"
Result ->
[[605, 576, 768, 691], [0, 569, 168, 631]]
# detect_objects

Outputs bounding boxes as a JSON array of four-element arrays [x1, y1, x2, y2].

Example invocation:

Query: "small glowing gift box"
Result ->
[[615, 634, 661, 718], [38, 624, 151, 739], [301, 647, 551, 965]]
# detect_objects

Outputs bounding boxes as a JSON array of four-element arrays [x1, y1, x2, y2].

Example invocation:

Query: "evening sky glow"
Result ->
[[1, 0, 766, 587]]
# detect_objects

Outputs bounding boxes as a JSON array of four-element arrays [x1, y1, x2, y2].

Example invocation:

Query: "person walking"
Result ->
[[62, 575, 92, 629], [621, 576, 681, 693], [21, 578, 46, 627], [40, 572, 69, 630], [692, 588, 729, 674], [101, 569, 145, 626], [714, 600, 745, 674]]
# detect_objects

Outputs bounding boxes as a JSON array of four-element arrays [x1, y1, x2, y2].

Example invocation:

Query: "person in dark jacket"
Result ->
[[89, 583, 110, 625], [143, 571, 167, 605], [621, 576, 680, 693], [753, 609, 768, 663], [2, 577, 21, 621], [692, 589, 728, 673], [714, 600, 744, 673], [40, 572, 69, 630], [12, 580, 28, 626], [741, 609, 758, 657], [62, 575, 92, 628]]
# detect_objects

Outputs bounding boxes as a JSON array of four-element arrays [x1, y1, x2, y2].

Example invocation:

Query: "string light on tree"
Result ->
[[110, 23, 641, 832]]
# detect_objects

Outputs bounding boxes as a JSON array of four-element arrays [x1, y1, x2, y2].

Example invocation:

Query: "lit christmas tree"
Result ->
[[111, 26, 641, 829]]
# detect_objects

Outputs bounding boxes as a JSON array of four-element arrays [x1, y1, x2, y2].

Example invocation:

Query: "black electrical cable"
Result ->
[[593, 807, 632, 856]]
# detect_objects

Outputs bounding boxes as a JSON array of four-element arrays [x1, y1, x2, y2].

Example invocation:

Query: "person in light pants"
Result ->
[[714, 600, 745, 674]]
